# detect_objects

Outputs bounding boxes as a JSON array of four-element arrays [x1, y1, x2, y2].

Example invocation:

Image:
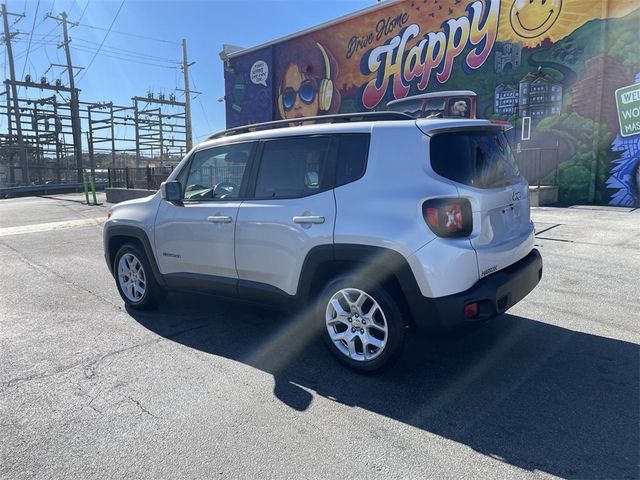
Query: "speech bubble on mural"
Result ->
[[250, 60, 269, 87]]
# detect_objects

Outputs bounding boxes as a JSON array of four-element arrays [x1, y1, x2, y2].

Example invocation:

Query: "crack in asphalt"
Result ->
[[2, 323, 210, 390], [83, 339, 162, 379], [0, 240, 123, 311], [124, 395, 158, 418], [1, 359, 89, 389]]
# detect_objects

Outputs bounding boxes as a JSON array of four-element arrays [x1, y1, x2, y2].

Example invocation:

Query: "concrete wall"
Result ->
[[529, 186, 559, 207], [106, 188, 156, 204]]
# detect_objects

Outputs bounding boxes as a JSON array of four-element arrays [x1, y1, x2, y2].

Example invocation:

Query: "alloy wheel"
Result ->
[[117, 253, 146, 303], [325, 288, 388, 362]]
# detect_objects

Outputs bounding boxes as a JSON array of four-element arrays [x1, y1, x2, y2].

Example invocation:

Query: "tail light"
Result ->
[[464, 302, 479, 318], [422, 198, 472, 237]]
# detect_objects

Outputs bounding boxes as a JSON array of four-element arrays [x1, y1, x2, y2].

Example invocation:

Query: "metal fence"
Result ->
[[514, 147, 560, 187], [2, 165, 93, 186], [188, 165, 245, 188], [107, 166, 176, 190], [106, 165, 244, 191]]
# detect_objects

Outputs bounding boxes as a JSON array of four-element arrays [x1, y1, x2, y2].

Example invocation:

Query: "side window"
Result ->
[[183, 143, 253, 201], [254, 136, 332, 199], [335, 134, 370, 187]]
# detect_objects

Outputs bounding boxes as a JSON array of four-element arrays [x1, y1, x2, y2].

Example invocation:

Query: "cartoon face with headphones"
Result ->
[[277, 39, 341, 121]]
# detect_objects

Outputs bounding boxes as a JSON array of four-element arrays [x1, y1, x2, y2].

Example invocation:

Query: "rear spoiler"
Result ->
[[417, 120, 514, 137]]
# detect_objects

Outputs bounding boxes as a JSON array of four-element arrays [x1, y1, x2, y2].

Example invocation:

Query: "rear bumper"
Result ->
[[409, 249, 542, 331]]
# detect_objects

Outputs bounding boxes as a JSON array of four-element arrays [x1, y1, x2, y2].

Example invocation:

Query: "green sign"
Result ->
[[615, 82, 640, 138]]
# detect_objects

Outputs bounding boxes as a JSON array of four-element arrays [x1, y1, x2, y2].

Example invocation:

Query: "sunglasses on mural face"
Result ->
[[282, 80, 316, 110]]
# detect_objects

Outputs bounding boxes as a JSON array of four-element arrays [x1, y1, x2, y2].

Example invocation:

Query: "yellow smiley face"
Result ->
[[510, 0, 563, 39]]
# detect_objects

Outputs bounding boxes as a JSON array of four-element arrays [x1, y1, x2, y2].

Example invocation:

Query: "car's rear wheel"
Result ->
[[114, 243, 161, 310], [318, 276, 405, 373]]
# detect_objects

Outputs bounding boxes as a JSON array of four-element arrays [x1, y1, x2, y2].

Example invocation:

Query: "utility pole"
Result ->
[[109, 103, 116, 168], [181, 39, 193, 151], [47, 11, 84, 182], [1, 4, 28, 184]]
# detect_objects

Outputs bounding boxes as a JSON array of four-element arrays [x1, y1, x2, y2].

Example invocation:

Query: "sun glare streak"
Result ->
[[243, 248, 408, 373]]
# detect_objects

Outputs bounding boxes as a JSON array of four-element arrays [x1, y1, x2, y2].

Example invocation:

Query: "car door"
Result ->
[[235, 135, 337, 297], [154, 142, 255, 293]]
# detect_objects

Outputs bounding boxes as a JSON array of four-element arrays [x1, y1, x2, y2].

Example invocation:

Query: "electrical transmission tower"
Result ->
[[0, 5, 198, 191], [133, 92, 187, 168], [1, 4, 28, 183], [46, 11, 84, 182]]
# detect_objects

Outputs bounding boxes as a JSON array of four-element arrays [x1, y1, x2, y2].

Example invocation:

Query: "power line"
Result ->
[[72, 36, 178, 64], [76, 0, 90, 23], [27, 55, 37, 76], [19, 0, 40, 80], [76, 0, 125, 84], [76, 21, 179, 46], [190, 70, 212, 135], [197, 96, 212, 133], [14, 35, 179, 68], [13, 38, 59, 61], [68, 39, 177, 67], [70, 44, 179, 70]]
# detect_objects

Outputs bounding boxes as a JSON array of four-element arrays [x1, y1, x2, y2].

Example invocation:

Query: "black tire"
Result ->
[[113, 243, 162, 310], [317, 275, 406, 373]]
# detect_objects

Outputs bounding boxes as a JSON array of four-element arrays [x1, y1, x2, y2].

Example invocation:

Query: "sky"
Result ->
[[3, 0, 376, 147]]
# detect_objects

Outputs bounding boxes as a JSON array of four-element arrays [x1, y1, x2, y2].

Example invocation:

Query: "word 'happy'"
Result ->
[[361, 0, 500, 109]]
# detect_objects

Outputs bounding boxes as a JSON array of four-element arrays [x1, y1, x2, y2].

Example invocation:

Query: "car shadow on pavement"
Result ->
[[128, 292, 639, 480]]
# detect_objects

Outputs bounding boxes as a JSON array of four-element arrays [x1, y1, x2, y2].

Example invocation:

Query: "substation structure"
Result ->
[[0, 80, 188, 188]]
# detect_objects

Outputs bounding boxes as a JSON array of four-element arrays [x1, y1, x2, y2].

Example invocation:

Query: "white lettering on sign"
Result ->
[[620, 87, 640, 105], [622, 107, 640, 119], [623, 121, 640, 135]]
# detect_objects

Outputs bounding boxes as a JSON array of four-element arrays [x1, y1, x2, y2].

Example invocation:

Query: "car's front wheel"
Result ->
[[114, 243, 161, 310], [318, 276, 405, 373]]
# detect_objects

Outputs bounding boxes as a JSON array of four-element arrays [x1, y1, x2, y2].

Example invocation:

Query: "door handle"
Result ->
[[207, 215, 232, 223], [293, 215, 325, 224]]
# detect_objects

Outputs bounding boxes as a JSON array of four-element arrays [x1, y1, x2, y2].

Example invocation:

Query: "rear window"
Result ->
[[430, 130, 521, 188]]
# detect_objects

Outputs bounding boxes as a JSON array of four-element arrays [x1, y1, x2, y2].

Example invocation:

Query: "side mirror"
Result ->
[[161, 181, 182, 204]]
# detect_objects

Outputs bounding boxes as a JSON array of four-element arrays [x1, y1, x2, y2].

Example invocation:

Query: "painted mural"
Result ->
[[224, 0, 640, 206]]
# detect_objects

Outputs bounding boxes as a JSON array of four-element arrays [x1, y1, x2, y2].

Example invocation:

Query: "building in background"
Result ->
[[494, 84, 519, 116], [518, 69, 563, 120], [221, 0, 640, 206], [494, 42, 522, 73]]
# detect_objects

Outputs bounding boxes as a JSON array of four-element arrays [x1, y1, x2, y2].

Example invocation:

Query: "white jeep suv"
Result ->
[[104, 112, 542, 373]]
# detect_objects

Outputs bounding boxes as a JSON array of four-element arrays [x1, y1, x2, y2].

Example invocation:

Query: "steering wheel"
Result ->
[[185, 183, 209, 192], [214, 182, 239, 198]]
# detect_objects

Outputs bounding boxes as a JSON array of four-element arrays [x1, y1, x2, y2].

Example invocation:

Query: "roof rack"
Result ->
[[208, 111, 413, 140]]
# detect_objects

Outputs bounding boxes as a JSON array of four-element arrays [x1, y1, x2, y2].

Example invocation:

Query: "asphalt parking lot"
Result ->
[[1, 193, 638, 479]]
